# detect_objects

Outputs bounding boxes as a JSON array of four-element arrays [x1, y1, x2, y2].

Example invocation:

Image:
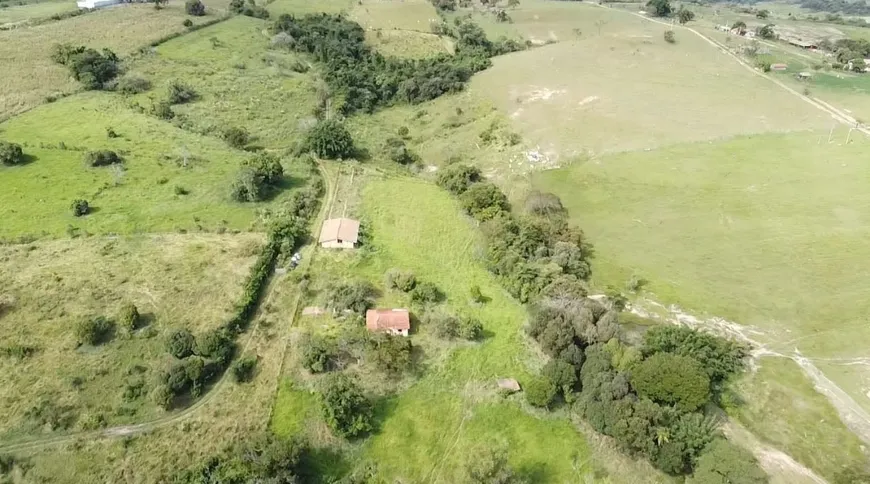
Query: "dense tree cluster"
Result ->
[[366, 332, 412, 374], [831, 38, 870, 64], [51, 44, 119, 90], [646, 0, 672, 17], [271, 14, 520, 115], [172, 434, 305, 483], [230, 153, 285, 202], [436, 163, 481, 195], [800, 0, 870, 15], [184, 0, 205, 16], [229, 0, 269, 18], [324, 280, 376, 315]]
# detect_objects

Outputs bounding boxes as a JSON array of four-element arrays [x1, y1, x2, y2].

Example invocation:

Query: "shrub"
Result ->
[[426, 310, 482, 340], [469, 284, 485, 304], [385, 269, 417, 292], [196, 328, 235, 364], [524, 190, 564, 217], [230, 167, 266, 202], [70, 199, 89, 217], [410, 281, 442, 304], [151, 100, 174, 120], [75, 316, 115, 346], [231, 355, 257, 382], [690, 439, 767, 484], [230, 0, 269, 18], [397, 126, 409, 137], [183, 18, 194, 27], [642, 325, 747, 388], [460, 182, 509, 220], [436, 163, 481, 195], [51, 44, 119, 90], [242, 152, 283, 184], [524, 377, 556, 408], [646, 0, 671, 17], [664, 30, 676, 44], [185, 0, 205, 15], [383, 137, 415, 164], [166, 80, 197, 105], [84, 150, 122, 167], [320, 374, 373, 438], [366, 333, 412, 373], [304, 119, 355, 159], [166, 328, 195, 359], [174, 185, 189, 196], [325, 280, 375, 315], [222, 126, 250, 149], [542, 358, 577, 396], [631, 353, 711, 411], [301, 335, 339, 373], [464, 447, 523, 484], [118, 303, 140, 332], [0, 141, 25, 166]]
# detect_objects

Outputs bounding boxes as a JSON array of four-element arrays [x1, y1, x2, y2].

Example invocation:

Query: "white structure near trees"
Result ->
[[76, 0, 121, 8]]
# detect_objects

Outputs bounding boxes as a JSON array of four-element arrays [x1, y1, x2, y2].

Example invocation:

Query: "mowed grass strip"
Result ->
[[0, 233, 263, 437], [0, 91, 308, 238], [470, 1, 828, 157], [0, 0, 224, 119]]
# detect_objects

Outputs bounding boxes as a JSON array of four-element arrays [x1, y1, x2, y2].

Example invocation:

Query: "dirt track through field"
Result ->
[[0, 162, 337, 455], [592, 2, 870, 136]]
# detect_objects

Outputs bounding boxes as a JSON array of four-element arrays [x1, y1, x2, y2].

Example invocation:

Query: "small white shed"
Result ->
[[76, 0, 121, 8]]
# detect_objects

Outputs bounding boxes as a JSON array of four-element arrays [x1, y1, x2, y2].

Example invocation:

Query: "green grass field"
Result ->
[[0, 234, 261, 438], [0, 0, 77, 26], [350, 0, 437, 32], [0, 1, 225, 120]]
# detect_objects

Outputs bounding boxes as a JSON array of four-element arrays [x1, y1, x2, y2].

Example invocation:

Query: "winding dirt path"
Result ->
[[0, 163, 337, 455]]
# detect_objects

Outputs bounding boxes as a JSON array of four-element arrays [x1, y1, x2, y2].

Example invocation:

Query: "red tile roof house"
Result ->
[[365, 309, 410, 337]]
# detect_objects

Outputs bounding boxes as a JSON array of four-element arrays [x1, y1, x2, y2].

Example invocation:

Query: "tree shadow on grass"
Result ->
[[370, 394, 400, 436], [517, 462, 554, 484], [298, 446, 352, 484]]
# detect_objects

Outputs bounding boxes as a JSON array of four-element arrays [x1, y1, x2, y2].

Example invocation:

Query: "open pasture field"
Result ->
[[350, 0, 437, 32], [0, 1, 225, 120], [132, 16, 320, 151], [0, 90, 310, 239], [470, 2, 829, 160], [267, 0, 353, 17], [271, 173, 672, 483], [0, 233, 262, 439], [0, 0, 77, 27]]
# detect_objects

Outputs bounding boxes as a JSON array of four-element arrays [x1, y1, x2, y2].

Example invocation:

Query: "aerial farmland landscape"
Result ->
[[1, 0, 870, 481]]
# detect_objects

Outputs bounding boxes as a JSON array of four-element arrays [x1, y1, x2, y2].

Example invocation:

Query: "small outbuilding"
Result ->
[[365, 309, 410, 337], [76, 0, 119, 8], [319, 218, 360, 249], [770, 63, 788, 71]]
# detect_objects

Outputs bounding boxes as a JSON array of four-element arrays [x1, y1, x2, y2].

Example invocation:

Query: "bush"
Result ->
[[118, 303, 140, 332], [242, 152, 283, 184], [385, 269, 417, 292], [304, 119, 355, 159], [70, 199, 89, 217], [366, 333, 412, 373], [642, 325, 747, 389], [230, 0, 269, 18], [631, 353, 711, 411], [166, 328, 195, 359], [301, 335, 339, 373], [84, 150, 122, 167], [664, 30, 676, 44], [75, 316, 114, 346], [0, 141, 25, 166], [689, 439, 767, 484], [325, 280, 375, 315], [230, 167, 266, 202], [542, 358, 577, 396], [185, 0, 205, 15], [51, 44, 119, 90], [196, 328, 235, 364], [320, 374, 373, 438], [469, 285, 485, 304], [151, 100, 174, 120], [410, 281, 442, 304], [525, 377, 557, 408], [460, 182, 509, 221], [231, 355, 257, 382], [464, 447, 523, 484], [383, 137, 416, 164], [426, 310, 482, 340], [222, 126, 250, 149], [183, 18, 194, 27], [166, 80, 197, 105], [115, 76, 151, 96], [524, 190, 564, 217], [435, 163, 480, 195]]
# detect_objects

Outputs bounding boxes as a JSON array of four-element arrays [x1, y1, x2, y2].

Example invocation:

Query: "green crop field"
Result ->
[[0, 0, 78, 26]]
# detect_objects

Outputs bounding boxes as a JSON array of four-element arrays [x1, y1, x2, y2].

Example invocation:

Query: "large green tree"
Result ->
[[646, 0, 672, 17], [689, 439, 768, 484], [631, 353, 711, 411], [320, 374, 373, 438]]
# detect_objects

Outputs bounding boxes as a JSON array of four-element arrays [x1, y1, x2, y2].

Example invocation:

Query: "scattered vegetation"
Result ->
[[229, 0, 269, 19]]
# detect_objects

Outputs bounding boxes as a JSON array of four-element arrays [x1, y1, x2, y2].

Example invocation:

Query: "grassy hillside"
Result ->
[[0, 234, 262, 438]]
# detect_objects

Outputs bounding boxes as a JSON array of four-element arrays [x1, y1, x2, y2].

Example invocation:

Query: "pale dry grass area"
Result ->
[[471, 1, 830, 159], [350, 0, 438, 32], [0, 1, 224, 120], [0, 233, 262, 438]]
